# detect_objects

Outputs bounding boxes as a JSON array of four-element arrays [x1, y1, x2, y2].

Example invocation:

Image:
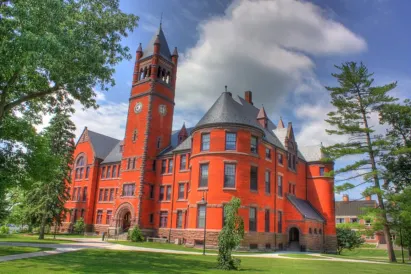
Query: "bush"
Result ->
[[336, 227, 365, 255], [0, 225, 10, 235], [73, 218, 85, 234], [129, 226, 144, 242]]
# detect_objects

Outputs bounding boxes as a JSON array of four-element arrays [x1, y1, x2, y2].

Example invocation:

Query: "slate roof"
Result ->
[[159, 127, 193, 156], [335, 200, 377, 216], [87, 130, 120, 160], [142, 26, 172, 61], [298, 145, 324, 162], [288, 195, 325, 222], [101, 141, 123, 164]]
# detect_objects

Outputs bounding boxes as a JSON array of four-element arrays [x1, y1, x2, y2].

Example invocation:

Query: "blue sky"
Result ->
[[68, 0, 411, 201]]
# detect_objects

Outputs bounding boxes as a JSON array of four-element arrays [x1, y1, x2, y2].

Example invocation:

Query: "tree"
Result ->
[[217, 197, 244, 270], [73, 218, 85, 235], [129, 226, 144, 242], [323, 62, 397, 262], [0, 0, 139, 121], [336, 227, 365, 255], [24, 110, 75, 239]]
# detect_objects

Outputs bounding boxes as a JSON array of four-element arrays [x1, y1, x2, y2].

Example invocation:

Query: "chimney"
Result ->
[[365, 195, 371, 201], [343, 194, 349, 202], [245, 91, 253, 105]]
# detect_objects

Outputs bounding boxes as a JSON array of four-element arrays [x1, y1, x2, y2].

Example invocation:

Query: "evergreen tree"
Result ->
[[24, 110, 75, 239], [217, 197, 244, 270], [323, 62, 397, 262], [336, 227, 365, 255]]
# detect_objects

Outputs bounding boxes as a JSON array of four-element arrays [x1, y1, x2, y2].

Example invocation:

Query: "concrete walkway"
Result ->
[[0, 239, 402, 265]]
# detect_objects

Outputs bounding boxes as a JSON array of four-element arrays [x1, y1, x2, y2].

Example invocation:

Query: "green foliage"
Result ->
[[336, 227, 365, 255], [217, 197, 244, 270], [323, 62, 397, 261], [73, 218, 85, 234], [0, 225, 10, 235], [0, 0, 139, 121], [129, 226, 144, 242]]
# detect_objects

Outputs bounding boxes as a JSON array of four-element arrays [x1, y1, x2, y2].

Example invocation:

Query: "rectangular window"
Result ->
[[161, 160, 167, 174], [122, 184, 135, 196], [132, 158, 136, 169], [85, 167, 90, 179], [278, 153, 283, 165], [278, 211, 282, 233], [106, 166, 111, 178], [96, 210, 103, 224], [265, 148, 271, 159], [178, 183, 185, 199], [225, 132, 237, 150], [159, 186, 165, 201], [199, 164, 209, 188], [224, 163, 236, 188], [201, 133, 210, 151], [251, 136, 258, 153], [101, 167, 106, 179], [104, 189, 109, 201], [160, 211, 168, 228], [288, 153, 292, 169], [265, 209, 270, 232], [168, 159, 173, 173], [180, 155, 186, 170], [265, 171, 271, 193], [166, 186, 171, 200], [176, 210, 183, 228], [76, 188, 81, 201], [73, 209, 78, 221], [249, 207, 257, 232], [277, 175, 283, 197], [197, 205, 206, 228], [288, 182, 292, 193], [83, 187, 87, 202], [127, 159, 131, 170], [81, 209, 85, 218], [109, 188, 114, 201], [293, 184, 296, 195], [106, 210, 112, 224], [149, 185, 154, 199], [117, 165, 121, 177], [351, 218, 358, 223], [98, 189, 103, 201], [320, 167, 325, 176], [149, 213, 154, 224], [112, 166, 117, 178], [73, 188, 77, 201], [250, 166, 258, 191], [336, 218, 345, 224]]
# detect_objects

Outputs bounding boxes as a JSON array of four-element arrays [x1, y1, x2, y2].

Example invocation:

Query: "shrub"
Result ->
[[73, 218, 85, 234], [336, 227, 365, 255], [129, 226, 144, 242], [0, 225, 10, 235]]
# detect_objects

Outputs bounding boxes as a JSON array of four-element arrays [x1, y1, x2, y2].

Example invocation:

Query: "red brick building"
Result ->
[[63, 26, 337, 252]]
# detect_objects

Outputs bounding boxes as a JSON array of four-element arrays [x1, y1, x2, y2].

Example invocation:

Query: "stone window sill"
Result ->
[[179, 169, 189, 173], [159, 200, 171, 203], [198, 187, 208, 191], [177, 199, 188, 202], [223, 187, 236, 191]]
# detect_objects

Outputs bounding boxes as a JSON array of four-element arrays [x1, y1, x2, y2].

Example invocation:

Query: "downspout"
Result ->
[[168, 153, 178, 242], [91, 160, 101, 233], [274, 147, 277, 250]]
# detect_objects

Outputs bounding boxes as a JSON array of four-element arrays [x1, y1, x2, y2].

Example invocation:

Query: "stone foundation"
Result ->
[[324, 235, 337, 254]]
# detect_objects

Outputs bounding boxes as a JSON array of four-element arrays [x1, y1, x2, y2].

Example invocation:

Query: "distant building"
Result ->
[[335, 194, 388, 244]]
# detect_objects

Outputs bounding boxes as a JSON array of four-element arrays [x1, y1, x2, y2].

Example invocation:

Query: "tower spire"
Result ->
[[160, 12, 163, 28]]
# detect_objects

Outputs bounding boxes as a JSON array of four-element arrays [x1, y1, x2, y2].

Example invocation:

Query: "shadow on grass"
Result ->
[[20, 249, 262, 274]]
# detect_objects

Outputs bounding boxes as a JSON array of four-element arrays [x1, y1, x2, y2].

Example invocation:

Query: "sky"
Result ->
[[65, 0, 411, 201]]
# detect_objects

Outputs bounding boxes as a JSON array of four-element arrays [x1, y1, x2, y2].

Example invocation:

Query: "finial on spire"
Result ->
[[160, 12, 163, 28], [225, 85, 227, 92]]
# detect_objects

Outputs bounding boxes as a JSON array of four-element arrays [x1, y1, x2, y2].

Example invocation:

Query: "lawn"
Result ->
[[0, 246, 53, 256], [0, 234, 73, 244], [277, 253, 323, 259], [324, 248, 410, 263], [0, 249, 409, 274], [109, 240, 218, 253]]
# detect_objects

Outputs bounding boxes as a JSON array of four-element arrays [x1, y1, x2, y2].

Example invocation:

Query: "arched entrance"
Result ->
[[122, 211, 131, 232], [289, 227, 299, 242]]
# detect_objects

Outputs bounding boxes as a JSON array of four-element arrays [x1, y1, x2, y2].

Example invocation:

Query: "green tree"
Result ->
[[217, 197, 244, 270], [0, 0, 138, 121], [336, 227, 365, 255], [24, 110, 75, 239], [73, 218, 85, 235], [129, 226, 144, 242], [323, 62, 397, 262]]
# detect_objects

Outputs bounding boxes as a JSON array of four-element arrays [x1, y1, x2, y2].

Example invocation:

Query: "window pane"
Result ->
[[266, 148, 271, 159], [168, 159, 173, 173], [251, 136, 258, 153], [265, 171, 270, 193], [177, 211, 183, 228], [200, 164, 209, 187], [225, 133, 236, 150], [178, 184, 185, 199], [250, 166, 258, 191], [265, 209, 270, 232], [159, 186, 165, 200], [201, 134, 210, 151], [277, 175, 283, 197], [161, 160, 167, 174], [249, 207, 257, 231], [224, 164, 236, 188], [166, 186, 171, 200], [180, 155, 186, 170], [197, 205, 206, 228]]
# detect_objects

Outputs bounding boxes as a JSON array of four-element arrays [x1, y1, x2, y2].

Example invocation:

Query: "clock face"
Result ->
[[134, 102, 143, 114], [159, 104, 167, 116]]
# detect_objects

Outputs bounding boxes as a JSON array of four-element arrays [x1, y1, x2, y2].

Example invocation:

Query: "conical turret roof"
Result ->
[[142, 26, 172, 61]]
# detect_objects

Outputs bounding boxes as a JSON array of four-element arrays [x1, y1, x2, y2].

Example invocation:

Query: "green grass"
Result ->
[[0, 234, 73, 244], [324, 248, 410, 263], [47, 234, 101, 239], [277, 253, 323, 259], [0, 249, 409, 274], [0, 246, 53, 256], [360, 243, 378, 248]]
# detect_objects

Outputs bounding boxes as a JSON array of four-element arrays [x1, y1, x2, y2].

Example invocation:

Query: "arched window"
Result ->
[[157, 66, 162, 78], [162, 69, 166, 81], [314, 228, 317, 234], [143, 67, 148, 78], [147, 65, 151, 77], [139, 69, 144, 80], [75, 156, 85, 180], [166, 71, 171, 84]]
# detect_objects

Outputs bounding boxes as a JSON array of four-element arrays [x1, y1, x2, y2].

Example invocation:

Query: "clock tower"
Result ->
[[120, 25, 178, 228]]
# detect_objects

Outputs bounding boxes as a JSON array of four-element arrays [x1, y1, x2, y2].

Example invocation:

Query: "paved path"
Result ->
[[0, 239, 402, 265]]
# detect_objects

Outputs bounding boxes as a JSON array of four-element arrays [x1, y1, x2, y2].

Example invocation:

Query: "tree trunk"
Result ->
[[38, 215, 47, 240]]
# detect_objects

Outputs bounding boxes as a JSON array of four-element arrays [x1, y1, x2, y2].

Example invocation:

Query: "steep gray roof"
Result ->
[[288, 195, 325, 222], [142, 26, 171, 61], [101, 141, 122, 164], [173, 136, 192, 152], [158, 127, 193, 156], [298, 145, 324, 162], [88, 130, 120, 160], [336, 200, 377, 216]]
